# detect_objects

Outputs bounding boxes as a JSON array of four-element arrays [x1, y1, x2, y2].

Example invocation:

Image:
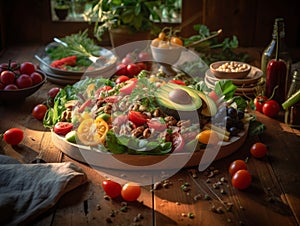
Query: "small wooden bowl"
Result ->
[[210, 61, 251, 79]]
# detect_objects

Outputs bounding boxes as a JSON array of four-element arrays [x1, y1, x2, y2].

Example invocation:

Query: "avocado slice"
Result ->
[[155, 82, 202, 120], [196, 90, 218, 117]]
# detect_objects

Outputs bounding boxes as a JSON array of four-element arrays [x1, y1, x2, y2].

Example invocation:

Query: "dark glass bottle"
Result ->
[[284, 70, 300, 129], [261, 18, 292, 97]]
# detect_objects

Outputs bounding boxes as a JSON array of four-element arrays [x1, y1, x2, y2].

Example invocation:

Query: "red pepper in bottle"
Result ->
[[265, 22, 288, 105]]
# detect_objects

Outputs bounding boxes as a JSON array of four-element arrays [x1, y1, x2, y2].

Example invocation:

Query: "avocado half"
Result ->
[[196, 90, 218, 117], [155, 82, 202, 120]]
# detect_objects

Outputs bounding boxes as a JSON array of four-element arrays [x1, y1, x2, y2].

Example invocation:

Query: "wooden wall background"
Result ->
[[1, 0, 299, 52]]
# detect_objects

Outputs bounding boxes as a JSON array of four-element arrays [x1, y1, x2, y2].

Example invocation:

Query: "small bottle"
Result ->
[[284, 70, 300, 129], [261, 18, 292, 96]]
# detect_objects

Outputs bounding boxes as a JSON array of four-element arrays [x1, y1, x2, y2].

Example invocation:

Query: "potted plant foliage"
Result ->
[[85, 0, 164, 47]]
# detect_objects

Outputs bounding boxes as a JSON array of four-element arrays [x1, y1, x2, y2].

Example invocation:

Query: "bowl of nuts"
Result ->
[[210, 61, 251, 79]]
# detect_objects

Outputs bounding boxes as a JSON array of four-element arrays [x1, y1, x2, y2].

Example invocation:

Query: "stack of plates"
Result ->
[[205, 66, 264, 97], [36, 43, 117, 85]]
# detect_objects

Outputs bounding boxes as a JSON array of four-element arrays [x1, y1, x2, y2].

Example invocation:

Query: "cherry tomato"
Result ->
[[254, 95, 268, 113], [169, 79, 186, 86], [102, 179, 122, 198], [171, 132, 185, 153], [208, 90, 220, 104], [151, 38, 162, 47], [32, 104, 48, 121], [0, 82, 5, 90], [20, 61, 35, 75], [119, 78, 138, 95], [48, 87, 61, 99], [138, 51, 151, 62], [262, 99, 280, 117], [115, 63, 128, 76], [170, 36, 183, 46], [128, 111, 149, 126], [122, 56, 134, 65], [121, 182, 141, 202], [1, 70, 15, 85], [2, 128, 24, 145], [229, 159, 247, 176], [115, 75, 130, 84], [53, 122, 73, 136], [136, 62, 147, 71], [16, 74, 33, 89], [127, 64, 141, 77], [147, 118, 167, 131], [30, 72, 43, 85], [158, 32, 166, 40], [250, 142, 267, 158], [231, 169, 252, 190], [4, 84, 18, 90]]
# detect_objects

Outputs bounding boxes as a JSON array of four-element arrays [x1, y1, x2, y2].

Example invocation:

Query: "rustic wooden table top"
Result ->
[[1, 44, 300, 226]]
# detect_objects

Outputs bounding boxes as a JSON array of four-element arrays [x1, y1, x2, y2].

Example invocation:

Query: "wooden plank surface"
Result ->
[[1, 44, 300, 226]]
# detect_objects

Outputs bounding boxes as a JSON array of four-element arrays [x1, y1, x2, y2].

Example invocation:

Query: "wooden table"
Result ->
[[1, 44, 300, 226]]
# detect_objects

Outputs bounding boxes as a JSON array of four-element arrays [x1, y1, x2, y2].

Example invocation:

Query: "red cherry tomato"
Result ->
[[262, 99, 280, 117], [53, 122, 73, 136], [119, 78, 138, 95], [115, 63, 128, 76], [231, 169, 252, 190], [122, 56, 134, 65], [102, 179, 122, 198], [128, 110, 149, 126], [169, 80, 186, 86], [229, 159, 247, 176], [171, 132, 185, 153], [136, 62, 147, 71], [4, 84, 18, 90], [121, 182, 141, 202], [48, 87, 61, 99], [115, 75, 130, 84], [127, 64, 141, 77], [254, 95, 268, 113], [2, 128, 24, 145], [250, 142, 267, 158], [32, 104, 48, 121], [138, 51, 151, 61], [30, 72, 43, 85], [20, 61, 36, 75], [16, 74, 33, 89], [0, 70, 15, 85]]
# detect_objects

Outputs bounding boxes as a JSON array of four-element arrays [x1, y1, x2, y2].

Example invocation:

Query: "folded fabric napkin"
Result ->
[[0, 154, 87, 225]]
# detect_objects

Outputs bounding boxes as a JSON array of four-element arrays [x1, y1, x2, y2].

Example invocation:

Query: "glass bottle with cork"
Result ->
[[261, 18, 292, 96], [282, 69, 300, 129]]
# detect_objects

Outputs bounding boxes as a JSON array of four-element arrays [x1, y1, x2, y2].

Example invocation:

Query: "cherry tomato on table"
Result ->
[[250, 142, 267, 158], [229, 159, 247, 176], [254, 95, 268, 112], [231, 169, 252, 190], [2, 128, 24, 145], [32, 104, 48, 121], [262, 99, 280, 117], [102, 179, 122, 198], [121, 182, 141, 202], [53, 122, 73, 136], [48, 87, 61, 99]]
